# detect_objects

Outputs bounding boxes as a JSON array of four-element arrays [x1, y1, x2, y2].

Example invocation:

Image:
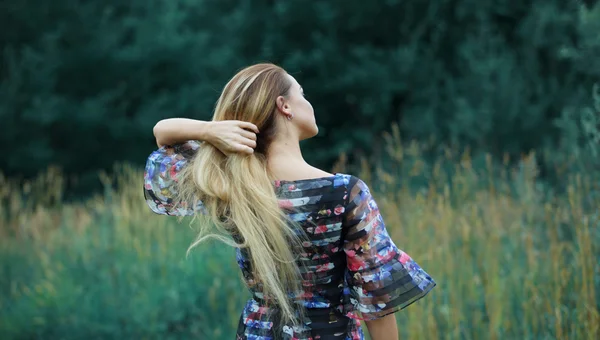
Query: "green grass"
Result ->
[[1, 141, 599, 339]]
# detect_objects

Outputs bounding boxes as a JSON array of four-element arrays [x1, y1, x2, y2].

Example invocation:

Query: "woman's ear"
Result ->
[[276, 95, 291, 114]]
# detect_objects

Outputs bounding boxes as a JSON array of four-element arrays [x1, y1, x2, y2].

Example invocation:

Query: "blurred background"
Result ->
[[1, 0, 599, 339]]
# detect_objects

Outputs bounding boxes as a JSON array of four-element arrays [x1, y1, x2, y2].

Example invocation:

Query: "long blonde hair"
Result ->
[[177, 63, 308, 326]]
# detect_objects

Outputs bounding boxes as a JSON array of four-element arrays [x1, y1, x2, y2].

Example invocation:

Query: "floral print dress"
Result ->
[[143, 141, 436, 340]]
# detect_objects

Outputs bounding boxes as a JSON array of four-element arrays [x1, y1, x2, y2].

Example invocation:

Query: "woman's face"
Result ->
[[278, 74, 318, 141]]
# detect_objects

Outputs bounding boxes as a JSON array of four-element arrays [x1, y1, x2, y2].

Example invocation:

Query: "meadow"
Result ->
[[1, 131, 598, 339]]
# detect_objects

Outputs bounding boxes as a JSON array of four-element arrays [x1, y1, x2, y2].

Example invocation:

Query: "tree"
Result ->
[[0, 0, 596, 195]]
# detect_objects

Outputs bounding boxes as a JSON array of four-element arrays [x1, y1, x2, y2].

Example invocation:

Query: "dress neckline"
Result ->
[[275, 173, 340, 184]]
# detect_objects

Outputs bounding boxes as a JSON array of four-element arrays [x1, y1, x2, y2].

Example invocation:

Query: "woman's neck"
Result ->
[[266, 138, 309, 176], [267, 138, 305, 161]]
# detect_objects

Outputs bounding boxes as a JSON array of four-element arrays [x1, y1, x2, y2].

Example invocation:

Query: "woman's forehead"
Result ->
[[286, 74, 301, 88]]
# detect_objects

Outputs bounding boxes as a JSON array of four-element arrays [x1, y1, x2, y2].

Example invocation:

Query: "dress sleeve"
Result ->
[[143, 140, 206, 216], [342, 176, 436, 320]]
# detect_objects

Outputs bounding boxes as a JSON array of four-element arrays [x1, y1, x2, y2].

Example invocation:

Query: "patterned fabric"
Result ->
[[143, 140, 206, 216], [144, 142, 436, 340]]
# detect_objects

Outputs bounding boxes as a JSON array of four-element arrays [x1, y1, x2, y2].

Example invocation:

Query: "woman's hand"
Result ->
[[205, 120, 259, 156]]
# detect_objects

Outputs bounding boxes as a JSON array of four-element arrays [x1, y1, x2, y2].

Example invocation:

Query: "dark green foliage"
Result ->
[[0, 216, 247, 339], [0, 0, 597, 192]]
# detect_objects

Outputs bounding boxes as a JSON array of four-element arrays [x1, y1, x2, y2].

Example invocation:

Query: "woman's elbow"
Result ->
[[153, 120, 164, 138], [153, 121, 169, 147]]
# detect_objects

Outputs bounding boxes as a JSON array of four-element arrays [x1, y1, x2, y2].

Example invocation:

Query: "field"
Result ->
[[1, 138, 598, 339]]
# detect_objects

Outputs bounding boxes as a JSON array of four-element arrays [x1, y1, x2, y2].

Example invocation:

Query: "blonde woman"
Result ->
[[143, 63, 435, 340]]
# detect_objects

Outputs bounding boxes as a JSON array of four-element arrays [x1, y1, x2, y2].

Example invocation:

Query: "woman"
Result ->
[[143, 63, 435, 340]]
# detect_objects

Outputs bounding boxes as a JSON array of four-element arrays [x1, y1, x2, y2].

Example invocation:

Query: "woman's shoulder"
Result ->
[[274, 172, 361, 188], [336, 173, 369, 193], [274, 173, 356, 201], [275, 173, 372, 201]]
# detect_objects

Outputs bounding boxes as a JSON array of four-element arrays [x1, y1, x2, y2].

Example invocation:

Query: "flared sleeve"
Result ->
[[143, 141, 206, 216], [342, 176, 436, 320]]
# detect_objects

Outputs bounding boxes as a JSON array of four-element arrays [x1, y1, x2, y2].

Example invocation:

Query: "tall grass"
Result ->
[[1, 138, 598, 339]]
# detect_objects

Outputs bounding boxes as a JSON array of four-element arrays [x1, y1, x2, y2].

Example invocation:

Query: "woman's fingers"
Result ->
[[212, 120, 258, 155], [237, 144, 254, 154], [235, 137, 256, 149], [238, 128, 257, 141], [245, 138, 257, 148], [238, 121, 259, 134]]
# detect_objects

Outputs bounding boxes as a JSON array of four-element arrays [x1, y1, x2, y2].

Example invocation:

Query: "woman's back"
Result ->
[[144, 142, 436, 339]]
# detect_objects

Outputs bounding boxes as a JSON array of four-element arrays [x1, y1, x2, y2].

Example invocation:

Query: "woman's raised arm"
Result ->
[[145, 118, 261, 216], [153, 118, 259, 155]]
